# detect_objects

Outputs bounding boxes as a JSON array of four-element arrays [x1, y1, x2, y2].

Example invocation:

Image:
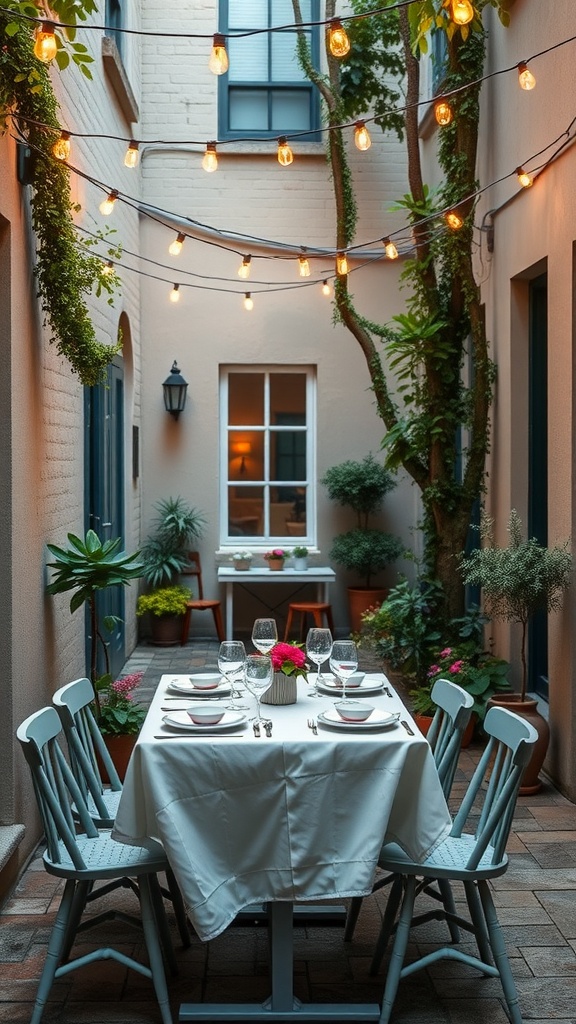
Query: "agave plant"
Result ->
[[46, 530, 143, 703]]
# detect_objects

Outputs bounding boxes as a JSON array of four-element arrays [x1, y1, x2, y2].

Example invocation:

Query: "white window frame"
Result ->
[[219, 365, 317, 550]]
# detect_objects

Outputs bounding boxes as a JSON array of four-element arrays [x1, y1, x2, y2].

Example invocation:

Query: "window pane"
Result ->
[[228, 486, 264, 537], [228, 432, 264, 481], [229, 0, 267, 28], [271, 431, 306, 481], [271, 91, 310, 131], [271, 33, 307, 81], [228, 36, 268, 82], [270, 485, 307, 537], [270, 373, 306, 422], [272, 0, 311, 23], [229, 373, 264, 425], [229, 90, 269, 130]]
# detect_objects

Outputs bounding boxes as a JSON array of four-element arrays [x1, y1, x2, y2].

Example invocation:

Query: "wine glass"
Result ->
[[329, 640, 358, 701], [306, 628, 333, 693], [251, 618, 278, 655], [217, 640, 249, 710], [244, 654, 273, 727]]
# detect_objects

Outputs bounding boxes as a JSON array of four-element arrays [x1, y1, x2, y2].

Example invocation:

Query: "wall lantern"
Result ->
[[163, 361, 188, 419]]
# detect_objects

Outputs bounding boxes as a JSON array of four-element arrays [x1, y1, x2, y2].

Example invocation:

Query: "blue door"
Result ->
[[84, 355, 125, 680], [528, 273, 548, 699]]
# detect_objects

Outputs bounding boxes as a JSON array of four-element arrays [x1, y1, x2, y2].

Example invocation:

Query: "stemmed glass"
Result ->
[[306, 627, 333, 694], [329, 640, 358, 701], [218, 640, 249, 710], [251, 618, 278, 655], [244, 654, 273, 727]]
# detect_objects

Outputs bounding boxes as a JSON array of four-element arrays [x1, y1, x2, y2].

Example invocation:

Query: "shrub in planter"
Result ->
[[136, 586, 192, 618]]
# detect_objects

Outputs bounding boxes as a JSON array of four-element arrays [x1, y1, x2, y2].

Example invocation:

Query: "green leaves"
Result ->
[[46, 530, 143, 613]]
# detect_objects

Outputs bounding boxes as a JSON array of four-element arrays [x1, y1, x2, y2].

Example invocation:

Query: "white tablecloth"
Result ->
[[113, 674, 451, 941]]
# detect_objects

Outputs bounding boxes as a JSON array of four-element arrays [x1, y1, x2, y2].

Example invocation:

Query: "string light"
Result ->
[[516, 166, 533, 188], [451, 1, 474, 26], [328, 18, 350, 58], [445, 210, 464, 230], [169, 232, 185, 256], [52, 131, 71, 161], [170, 283, 181, 303], [244, 292, 253, 311], [208, 33, 228, 75], [383, 238, 398, 259], [202, 142, 218, 172], [322, 280, 332, 297], [34, 21, 57, 63], [517, 61, 536, 90], [277, 137, 294, 166], [336, 252, 349, 276], [354, 121, 371, 151], [298, 252, 311, 277], [434, 100, 453, 126], [102, 260, 114, 275], [124, 141, 140, 168], [238, 255, 252, 279], [99, 190, 118, 216]]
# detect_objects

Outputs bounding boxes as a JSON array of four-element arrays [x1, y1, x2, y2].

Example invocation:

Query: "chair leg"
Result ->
[[478, 879, 523, 1024], [464, 879, 493, 966], [60, 879, 92, 963], [283, 607, 295, 641], [138, 874, 174, 1024], [31, 878, 77, 1024], [149, 873, 178, 977], [437, 878, 461, 944], [212, 606, 226, 643], [166, 867, 191, 947], [378, 876, 417, 1024], [344, 896, 363, 942], [299, 612, 308, 642], [370, 875, 404, 976], [325, 605, 335, 634], [180, 607, 192, 646]]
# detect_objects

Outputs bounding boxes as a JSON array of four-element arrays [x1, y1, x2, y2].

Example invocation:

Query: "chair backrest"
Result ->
[[451, 705, 538, 869], [427, 678, 475, 798], [17, 706, 100, 869], [53, 677, 122, 809], [182, 550, 204, 600]]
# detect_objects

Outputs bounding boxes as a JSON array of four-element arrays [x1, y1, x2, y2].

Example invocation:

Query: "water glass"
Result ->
[[251, 618, 278, 655], [329, 640, 358, 700], [245, 654, 273, 725], [306, 627, 333, 693], [217, 640, 249, 709]]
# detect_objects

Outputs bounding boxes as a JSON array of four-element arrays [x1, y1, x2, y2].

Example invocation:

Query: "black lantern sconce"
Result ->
[[163, 361, 188, 419]]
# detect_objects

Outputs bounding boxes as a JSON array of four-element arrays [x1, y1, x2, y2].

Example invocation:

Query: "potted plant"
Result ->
[[423, 643, 512, 739], [136, 585, 192, 646], [460, 509, 572, 791], [264, 548, 288, 571], [95, 670, 147, 780], [321, 454, 403, 631], [140, 496, 206, 589], [292, 546, 309, 571], [260, 641, 308, 706], [231, 551, 253, 571], [359, 576, 444, 686]]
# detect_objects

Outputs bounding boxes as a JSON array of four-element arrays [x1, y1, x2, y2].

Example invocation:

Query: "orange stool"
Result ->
[[283, 602, 335, 641]]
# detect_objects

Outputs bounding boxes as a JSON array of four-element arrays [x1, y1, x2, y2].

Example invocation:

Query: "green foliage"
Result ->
[[425, 642, 511, 721], [95, 671, 147, 737], [292, 546, 309, 558], [3, 0, 97, 78], [329, 529, 403, 588], [140, 497, 206, 589], [136, 586, 192, 618], [321, 454, 398, 528], [360, 577, 444, 685], [339, 0, 404, 139]]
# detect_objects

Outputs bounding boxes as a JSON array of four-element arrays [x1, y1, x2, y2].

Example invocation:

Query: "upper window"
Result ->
[[220, 367, 316, 546], [105, 0, 124, 60], [218, 0, 321, 139]]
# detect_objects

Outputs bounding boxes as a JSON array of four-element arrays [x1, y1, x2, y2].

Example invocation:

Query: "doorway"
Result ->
[[528, 273, 548, 699]]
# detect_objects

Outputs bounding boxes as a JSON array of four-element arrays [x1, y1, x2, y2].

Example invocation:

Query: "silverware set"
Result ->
[[253, 720, 273, 737], [307, 718, 318, 735]]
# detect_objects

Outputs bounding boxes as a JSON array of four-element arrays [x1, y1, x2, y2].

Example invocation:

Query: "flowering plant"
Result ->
[[423, 644, 511, 721], [270, 642, 308, 678], [231, 550, 252, 560], [264, 549, 288, 561], [94, 671, 147, 736]]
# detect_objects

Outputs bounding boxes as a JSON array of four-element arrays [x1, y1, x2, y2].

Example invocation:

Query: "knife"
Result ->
[[400, 719, 415, 736]]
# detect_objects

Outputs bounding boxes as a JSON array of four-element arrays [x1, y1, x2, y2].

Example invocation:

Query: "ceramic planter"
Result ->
[[293, 557, 308, 571], [486, 695, 550, 794], [98, 733, 138, 783], [261, 672, 297, 705], [267, 558, 285, 571]]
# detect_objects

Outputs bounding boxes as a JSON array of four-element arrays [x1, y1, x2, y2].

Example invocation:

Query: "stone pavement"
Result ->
[[1, 639, 576, 1024]]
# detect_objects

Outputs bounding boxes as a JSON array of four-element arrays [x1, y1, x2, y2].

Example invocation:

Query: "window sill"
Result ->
[[102, 36, 139, 125], [218, 141, 324, 158]]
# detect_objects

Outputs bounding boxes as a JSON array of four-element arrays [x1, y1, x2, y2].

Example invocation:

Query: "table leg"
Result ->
[[225, 582, 233, 640]]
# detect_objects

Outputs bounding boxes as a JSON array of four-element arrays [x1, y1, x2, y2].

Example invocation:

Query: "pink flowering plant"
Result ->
[[95, 670, 147, 736], [421, 644, 511, 721], [270, 642, 308, 678], [263, 549, 288, 562]]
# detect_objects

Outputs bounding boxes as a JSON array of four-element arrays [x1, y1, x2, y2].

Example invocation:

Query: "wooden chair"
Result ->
[[180, 551, 225, 644], [283, 601, 334, 641]]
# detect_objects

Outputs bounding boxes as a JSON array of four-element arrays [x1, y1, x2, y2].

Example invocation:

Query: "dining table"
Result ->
[[112, 670, 452, 1023], [217, 565, 336, 639]]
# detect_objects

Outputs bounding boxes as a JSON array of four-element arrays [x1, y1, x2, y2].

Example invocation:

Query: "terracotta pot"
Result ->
[[233, 560, 252, 571], [261, 672, 297, 705], [486, 695, 550, 794], [267, 559, 285, 571], [98, 733, 138, 783], [148, 613, 183, 646], [347, 587, 387, 634], [413, 713, 433, 736]]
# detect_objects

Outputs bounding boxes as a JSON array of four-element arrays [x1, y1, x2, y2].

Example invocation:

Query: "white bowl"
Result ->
[[334, 700, 374, 723], [186, 704, 225, 725], [189, 673, 220, 690], [345, 672, 365, 688]]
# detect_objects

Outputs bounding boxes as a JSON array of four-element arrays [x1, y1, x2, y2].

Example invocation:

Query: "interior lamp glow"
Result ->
[[277, 137, 293, 166], [445, 210, 464, 230], [202, 142, 218, 172], [328, 18, 350, 58], [354, 121, 371, 151], [517, 62, 536, 90], [238, 255, 252, 279], [516, 166, 533, 188], [169, 232, 185, 256], [451, 0, 474, 25], [336, 252, 349, 276], [99, 190, 118, 216], [52, 131, 71, 161], [298, 254, 311, 277], [321, 280, 332, 297], [170, 283, 181, 303], [124, 141, 140, 168], [244, 292, 254, 311], [383, 238, 398, 260], [34, 22, 57, 63], [434, 100, 453, 126], [209, 33, 229, 75]]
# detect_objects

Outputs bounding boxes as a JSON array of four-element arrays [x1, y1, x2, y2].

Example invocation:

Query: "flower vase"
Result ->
[[261, 672, 297, 705], [267, 558, 285, 571]]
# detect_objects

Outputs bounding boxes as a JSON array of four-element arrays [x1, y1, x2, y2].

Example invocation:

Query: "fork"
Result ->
[[307, 717, 318, 735]]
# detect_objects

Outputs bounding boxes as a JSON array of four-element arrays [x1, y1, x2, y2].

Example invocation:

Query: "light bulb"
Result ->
[[202, 142, 218, 172], [298, 255, 310, 278], [434, 100, 453, 126], [102, 260, 114, 276], [34, 22, 57, 63], [99, 190, 118, 216], [518, 62, 536, 90], [169, 233, 185, 256], [277, 137, 293, 166], [354, 121, 371, 151], [336, 252, 349, 276], [451, 0, 474, 26], [322, 280, 332, 297], [244, 292, 253, 311], [445, 210, 464, 230], [238, 255, 251, 279], [328, 18, 350, 58], [170, 284, 180, 303], [516, 166, 533, 188], [209, 33, 229, 75], [52, 131, 71, 161], [383, 238, 398, 260], [124, 141, 139, 168]]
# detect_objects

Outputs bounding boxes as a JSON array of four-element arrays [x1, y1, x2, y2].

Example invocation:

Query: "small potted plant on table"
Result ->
[[292, 546, 309, 571], [264, 548, 288, 571], [231, 551, 253, 571]]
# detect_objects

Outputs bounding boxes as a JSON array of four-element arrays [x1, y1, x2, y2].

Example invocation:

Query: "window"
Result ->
[[218, 0, 320, 139], [431, 29, 448, 94], [220, 367, 315, 546], [105, 0, 123, 60]]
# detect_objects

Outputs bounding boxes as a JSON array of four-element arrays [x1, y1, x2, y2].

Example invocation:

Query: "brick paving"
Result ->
[[2, 640, 576, 1023]]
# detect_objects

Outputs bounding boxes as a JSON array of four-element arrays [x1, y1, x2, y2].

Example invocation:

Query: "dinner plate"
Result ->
[[317, 709, 401, 731], [161, 710, 246, 733], [166, 678, 231, 697], [316, 677, 384, 697]]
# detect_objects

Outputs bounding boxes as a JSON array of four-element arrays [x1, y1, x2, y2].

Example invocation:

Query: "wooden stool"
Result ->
[[180, 551, 226, 644], [283, 602, 334, 641]]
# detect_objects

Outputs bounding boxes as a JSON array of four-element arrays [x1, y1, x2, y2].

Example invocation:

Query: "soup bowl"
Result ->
[[334, 700, 374, 723], [186, 704, 225, 726], [189, 673, 220, 690]]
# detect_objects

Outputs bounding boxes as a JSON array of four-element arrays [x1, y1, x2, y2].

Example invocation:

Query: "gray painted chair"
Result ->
[[17, 706, 175, 1024], [374, 705, 538, 1024], [344, 678, 474, 943]]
